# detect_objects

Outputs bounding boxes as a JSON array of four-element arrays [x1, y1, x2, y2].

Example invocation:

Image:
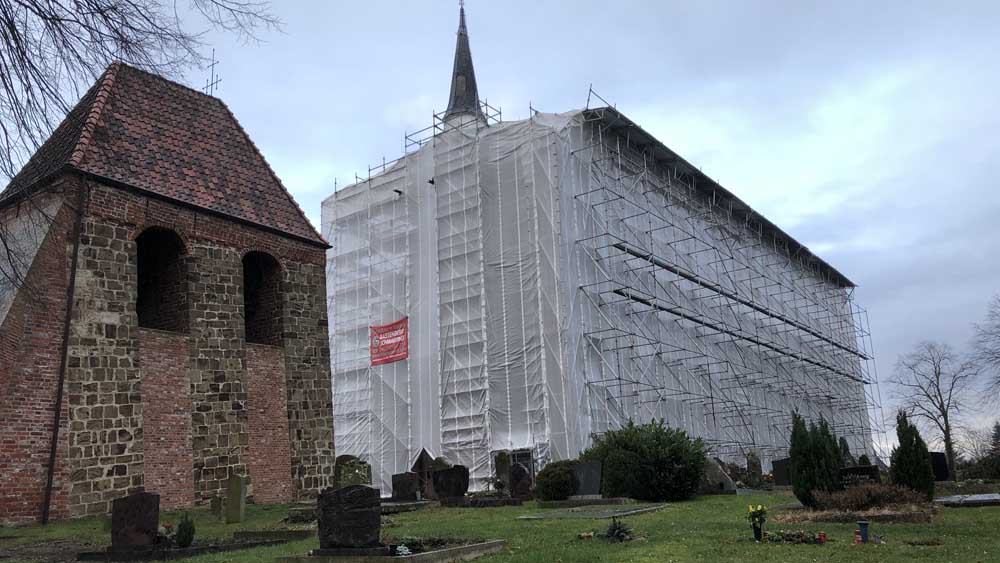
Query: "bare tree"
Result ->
[[960, 426, 993, 463], [890, 341, 980, 480], [972, 294, 1000, 402], [0, 0, 280, 289]]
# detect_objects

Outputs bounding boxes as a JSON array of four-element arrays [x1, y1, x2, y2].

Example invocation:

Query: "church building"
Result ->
[[323, 5, 878, 495]]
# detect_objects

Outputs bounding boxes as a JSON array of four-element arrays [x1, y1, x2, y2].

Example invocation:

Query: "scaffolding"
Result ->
[[568, 97, 887, 462], [323, 97, 887, 495]]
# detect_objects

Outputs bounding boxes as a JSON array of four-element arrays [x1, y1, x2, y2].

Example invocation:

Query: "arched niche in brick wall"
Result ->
[[136, 227, 189, 332], [242, 251, 283, 346]]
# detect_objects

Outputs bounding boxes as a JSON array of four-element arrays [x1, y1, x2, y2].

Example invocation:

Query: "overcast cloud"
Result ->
[[178, 1, 999, 435]]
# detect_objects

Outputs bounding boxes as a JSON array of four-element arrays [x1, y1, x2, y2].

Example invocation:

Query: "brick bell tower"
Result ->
[[0, 63, 335, 524]]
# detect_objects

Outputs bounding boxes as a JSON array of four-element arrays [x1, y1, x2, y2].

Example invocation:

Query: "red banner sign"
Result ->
[[371, 317, 409, 366]]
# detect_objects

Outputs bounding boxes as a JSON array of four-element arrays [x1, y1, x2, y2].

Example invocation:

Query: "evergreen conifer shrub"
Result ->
[[535, 460, 579, 501], [788, 413, 843, 507], [581, 420, 706, 501], [889, 411, 935, 500]]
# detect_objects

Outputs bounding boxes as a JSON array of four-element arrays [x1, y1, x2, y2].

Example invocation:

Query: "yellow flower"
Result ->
[[748, 505, 753, 512], [757, 504, 763, 511]]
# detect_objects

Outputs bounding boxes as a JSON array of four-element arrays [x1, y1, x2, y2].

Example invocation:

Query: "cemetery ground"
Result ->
[[2, 491, 999, 562]]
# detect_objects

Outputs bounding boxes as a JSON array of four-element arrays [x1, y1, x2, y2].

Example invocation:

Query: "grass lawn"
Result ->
[[2, 491, 999, 562]]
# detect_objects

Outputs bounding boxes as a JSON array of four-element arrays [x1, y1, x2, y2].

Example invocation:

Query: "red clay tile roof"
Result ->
[[2, 63, 326, 246]]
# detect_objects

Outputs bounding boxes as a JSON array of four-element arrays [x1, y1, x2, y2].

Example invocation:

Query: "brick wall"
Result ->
[[139, 329, 194, 510], [1, 176, 335, 523], [246, 344, 293, 503], [0, 187, 74, 524]]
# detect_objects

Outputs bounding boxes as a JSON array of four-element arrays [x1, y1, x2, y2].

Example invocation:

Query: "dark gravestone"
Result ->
[[334, 455, 372, 489], [511, 463, 533, 499], [573, 461, 602, 496], [225, 474, 246, 524], [111, 492, 159, 552], [746, 452, 763, 487], [432, 465, 470, 499], [411, 449, 438, 500], [930, 452, 950, 481], [391, 472, 419, 501], [771, 458, 790, 486], [318, 485, 384, 551], [840, 464, 881, 484]]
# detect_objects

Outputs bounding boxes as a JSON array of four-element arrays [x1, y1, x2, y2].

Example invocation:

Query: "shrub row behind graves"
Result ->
[[812, 482, 926, 512]]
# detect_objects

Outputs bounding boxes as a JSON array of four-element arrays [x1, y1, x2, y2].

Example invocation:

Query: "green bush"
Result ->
[[858, 454, 872, 466], [581, 420, 706, 502], [789, 413, 843, 508], [535, 460, 578, 501], [175, 513, 195, 548], [890, 411, 935, 500]]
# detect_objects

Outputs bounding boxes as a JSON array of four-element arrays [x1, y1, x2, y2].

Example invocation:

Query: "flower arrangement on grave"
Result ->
[[746, 504, 767, 542]]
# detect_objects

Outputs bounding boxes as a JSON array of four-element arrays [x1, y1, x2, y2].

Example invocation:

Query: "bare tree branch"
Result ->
[[972, 294, 1000, 403], [889, 341, 980, 480], [0, 0, 280, 291]]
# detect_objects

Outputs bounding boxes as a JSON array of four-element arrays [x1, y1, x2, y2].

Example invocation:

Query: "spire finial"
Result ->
[[445, 0, 483, 120]]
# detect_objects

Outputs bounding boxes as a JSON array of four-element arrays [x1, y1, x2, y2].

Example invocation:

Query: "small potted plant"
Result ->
[[747, 504, 767, 542]]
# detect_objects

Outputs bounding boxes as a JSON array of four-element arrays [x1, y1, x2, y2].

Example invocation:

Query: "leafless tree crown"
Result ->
[[972, 294, 1000, 401], [0, 0, 280, 183], [0, 0, 279, 290], [890, 341, 980, 474]]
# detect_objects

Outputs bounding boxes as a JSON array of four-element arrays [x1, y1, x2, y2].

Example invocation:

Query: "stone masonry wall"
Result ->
[[246, 343, 292, 503], [65, 212, 144, 517], [188, 243, 248, 502], [138, 328, 194, 510], [85, 180, 335, 502], [283, 261, 335, 496]]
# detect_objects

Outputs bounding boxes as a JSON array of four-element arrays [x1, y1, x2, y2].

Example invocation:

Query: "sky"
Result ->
[[84, 2, 1000, 441]]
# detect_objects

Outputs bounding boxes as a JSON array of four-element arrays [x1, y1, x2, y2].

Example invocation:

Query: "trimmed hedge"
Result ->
[[535, 460, 579, 501], [581, 420, 705, 502]]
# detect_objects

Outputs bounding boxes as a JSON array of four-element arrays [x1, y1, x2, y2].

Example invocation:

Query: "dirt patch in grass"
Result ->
[[772, 504, 935, 524], [0, 539, 89, 563]]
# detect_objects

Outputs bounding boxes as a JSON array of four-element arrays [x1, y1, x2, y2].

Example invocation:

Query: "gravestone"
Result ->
[[391, 472, 419, 501], [698, 457, 736, 494], [511, 463, 533, 499], [746, 451, 763, 487], [930, 452, 950, 481], [840, 464, 880, 484], [316, 485, 388, 555], [226, 474, 247, 524], [573, 461, 602, 496], [210, 496, 224, 519], [334, 454, 372, 489], [432, 465, 470, 499], [771, 458, 790, 487], [410, 449, 438, 500], [111, 492, 159, 551], [494, 451, 512, 492]]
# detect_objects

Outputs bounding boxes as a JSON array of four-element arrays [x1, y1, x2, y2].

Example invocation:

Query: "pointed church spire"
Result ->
[[445, 1, 483, 120]]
